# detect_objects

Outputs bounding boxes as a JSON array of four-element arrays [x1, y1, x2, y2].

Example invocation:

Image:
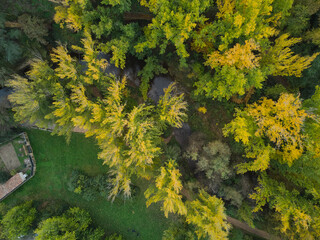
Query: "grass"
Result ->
[[3, 129, 170, 240]]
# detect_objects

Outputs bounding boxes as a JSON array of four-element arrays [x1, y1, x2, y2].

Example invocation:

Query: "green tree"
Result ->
[[35, 207, 92, 240], [8, 32, 188, 201], [193, 0, 318, 101], [135, 0, 211, 65], [53, 0, 139, 68], [1, 201, 36, 240], [250, 173, 320, 239]]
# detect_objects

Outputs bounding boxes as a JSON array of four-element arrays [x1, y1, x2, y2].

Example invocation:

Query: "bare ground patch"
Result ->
[[0, 143, 21, 171]]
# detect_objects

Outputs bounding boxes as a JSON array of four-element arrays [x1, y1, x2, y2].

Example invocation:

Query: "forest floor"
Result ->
[[3, 129, 170, 240]]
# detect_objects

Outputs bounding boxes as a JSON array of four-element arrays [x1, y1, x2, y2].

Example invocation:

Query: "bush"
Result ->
[[67, 170, 109, 201], [218, 186, 243, 208], [185, 135, 232, 192]]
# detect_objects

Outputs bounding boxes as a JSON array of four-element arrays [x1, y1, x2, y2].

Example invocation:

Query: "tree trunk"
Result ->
[[231, 87, 255, 104], [163, 132, 174, 144], [226, 216, 281, 240], [4, 21, 22, 28]]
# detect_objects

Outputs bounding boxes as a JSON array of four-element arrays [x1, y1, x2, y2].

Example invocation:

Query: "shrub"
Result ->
[[67, 170, 109, 201], [186, 137, 232, 179], [219, 186, 243, 208]]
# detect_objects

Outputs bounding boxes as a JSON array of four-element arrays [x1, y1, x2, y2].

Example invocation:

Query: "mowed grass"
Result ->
[[4, 129, 170, 240]]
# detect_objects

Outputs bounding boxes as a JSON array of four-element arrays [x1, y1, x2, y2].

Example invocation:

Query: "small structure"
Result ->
[[0, 173, 26, 199], [0, 132, 36, 201]]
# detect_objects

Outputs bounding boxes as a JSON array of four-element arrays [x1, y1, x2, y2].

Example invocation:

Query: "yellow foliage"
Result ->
[[249, 94, 307, 165], [198, 106, 207, 114], [224, 93, 308, 172], [263, 33, 320, 77], [206, 39, 260, 70], [145, 160, 187, 218], [186, 190, 231, 240]]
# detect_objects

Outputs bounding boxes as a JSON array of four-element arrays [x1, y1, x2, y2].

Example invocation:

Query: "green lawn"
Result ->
[[4, 129, 170, 240]]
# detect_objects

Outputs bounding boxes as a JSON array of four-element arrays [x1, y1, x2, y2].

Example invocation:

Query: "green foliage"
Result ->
[[264, 83, 288, 100], [84, 227, 106, 240], [106, 233, 124, 240], [7, 60, 56, 128], [250, 173, 320, 239], [262, 34, 319, 77], [185, 137, 232, 191], [237, 202, 255, 228], [9, 33, 187, 202], [138, 56, 168, 100], [162, 221, 197, 240], [136, 0, 211, 64], [35, 207, 92, 240], [67, 170, 109, 201], [0, 104, 16, 137], [17, 14, 48, 44], [157, 83, 188, 128], [0, 27, 23, 64], [1, 201, 36, 240], [219, 186, 243, 208], [53, 0, 139, 68]]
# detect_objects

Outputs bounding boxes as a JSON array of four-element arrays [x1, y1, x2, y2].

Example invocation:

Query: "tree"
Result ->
[[186, 190, 231, 240], [250, 173, 320, 239], [0, 170, 11, 183], [135, 0, 211, 65], [35, 207, 92, 240], [1, 201, 36, 240], [7, 60, 57, 129], [138, 56, 168, 100], [53, 0, 139, 68], [261, 33, 319, 77], [157, 82, 187, 128], [193, 0, 318, 101], [8, 32, 188, 200], [145, 159, 187, 218], [224, 93, 308, 173], [224, 87, 320, 238]]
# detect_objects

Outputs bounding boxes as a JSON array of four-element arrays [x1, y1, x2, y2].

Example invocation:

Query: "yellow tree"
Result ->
[[145, 159, 187, 218], [186, 190, 231, 240], [223, 93, 308, 173]]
